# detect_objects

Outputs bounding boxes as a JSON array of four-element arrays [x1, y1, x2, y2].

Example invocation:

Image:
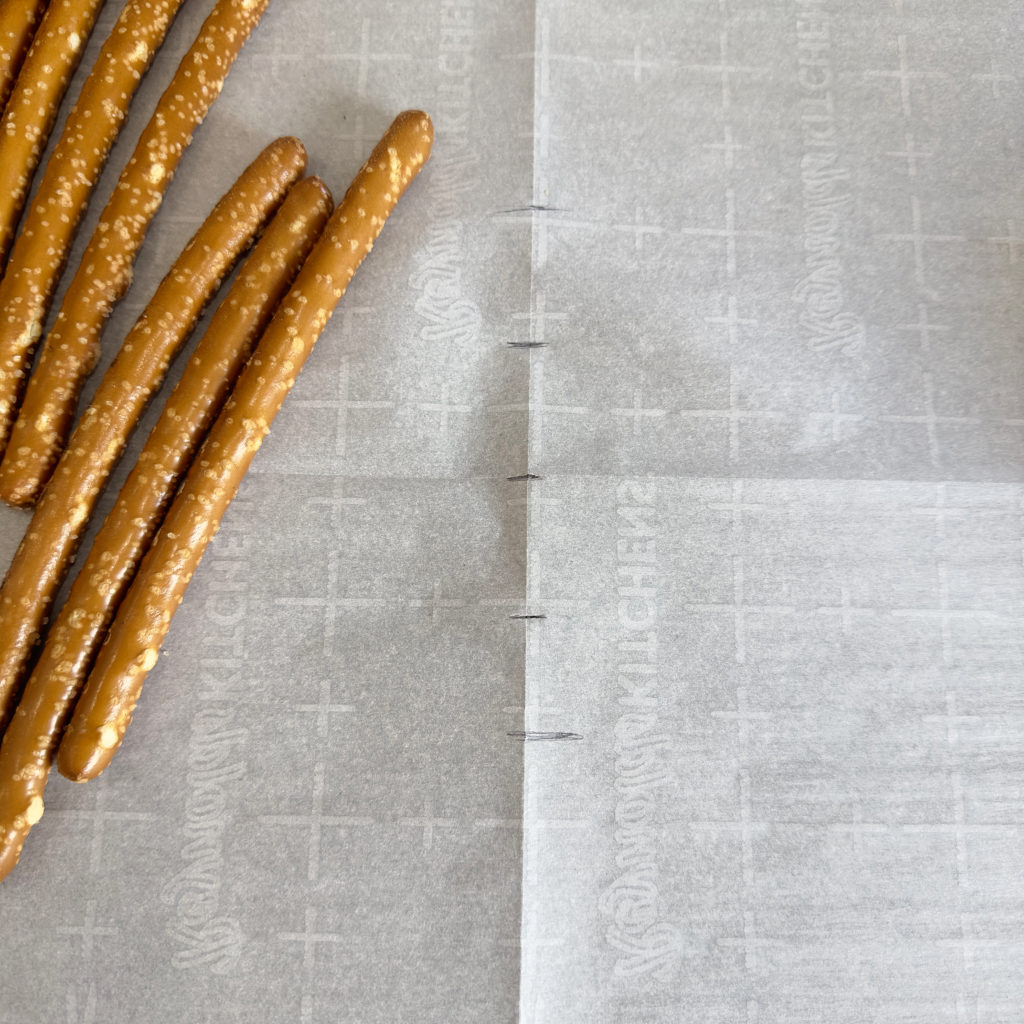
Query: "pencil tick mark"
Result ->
[[507, 473, 543, 481], [498, 204, 562, 214], [508, 730, 583, 741]]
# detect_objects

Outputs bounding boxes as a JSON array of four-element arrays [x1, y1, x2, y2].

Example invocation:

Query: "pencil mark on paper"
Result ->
[[499, 203, 563, 214], [507, 730, 583, 741]]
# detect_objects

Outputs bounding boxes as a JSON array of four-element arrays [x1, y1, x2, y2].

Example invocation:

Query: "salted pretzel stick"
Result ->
[[0, 0, 49, 114], [0, 136, 307, 735], [0, 177, 332, 883], [0, 0, 107, 267], [0, 0, 273, 496], [0, 0, 187, 433], [58, 110, 434, 784]]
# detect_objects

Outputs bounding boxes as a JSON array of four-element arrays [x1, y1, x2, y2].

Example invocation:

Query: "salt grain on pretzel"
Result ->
[[0, 0, 49, 115], [0, 135, 307, 735], [0, 176, 332, 882], [0, 0, 187, 450], [57, 110, 434, 784], [0, 0, 273, 499], [0, 0, 107, 268]]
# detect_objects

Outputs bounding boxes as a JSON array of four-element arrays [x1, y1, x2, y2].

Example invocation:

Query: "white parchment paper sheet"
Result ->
[[1, 0, 1023, 1022]]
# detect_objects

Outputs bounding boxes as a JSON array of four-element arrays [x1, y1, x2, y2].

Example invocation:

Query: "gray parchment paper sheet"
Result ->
[[1, 0, 1023, 1021]]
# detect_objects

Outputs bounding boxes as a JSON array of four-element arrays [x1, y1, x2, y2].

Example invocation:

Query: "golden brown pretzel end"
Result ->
[[0, 829, 26, 883], [0, 788, 41, 881], [54, 750, 101, 784], [57, 637, 153, 780], [395, 108, 434, 139], [384, 109, 434, 167], [57, 712, 131, 782], [271, 135, 307, 168]]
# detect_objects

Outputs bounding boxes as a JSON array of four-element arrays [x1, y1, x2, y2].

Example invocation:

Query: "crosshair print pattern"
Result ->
[[526, 477, 1024, 1024], [521, 1, 1024, 1023], [526, 0, 1023, 484]]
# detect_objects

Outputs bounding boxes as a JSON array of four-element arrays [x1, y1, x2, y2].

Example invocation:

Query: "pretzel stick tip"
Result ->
[[57, 110, 433, 783], [0, 136, 308, 736], [0, 176, 333, 883]]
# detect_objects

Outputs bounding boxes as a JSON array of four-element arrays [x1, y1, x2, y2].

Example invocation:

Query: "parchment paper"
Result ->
[[1, 0, 1022, 1021]]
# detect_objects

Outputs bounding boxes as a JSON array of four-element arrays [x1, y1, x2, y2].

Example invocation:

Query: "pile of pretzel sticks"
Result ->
[[0, 0, 432, 883]]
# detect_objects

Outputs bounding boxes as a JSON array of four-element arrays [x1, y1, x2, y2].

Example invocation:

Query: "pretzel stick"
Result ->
[[0, 0, 49, 115], [0, 0, 273, 498], [0, 0, 187, 436], [0, 135, 307, 735], [0, 177, 332, 883], [57, 110, 434, 784], [0, 0, 107, 268]]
